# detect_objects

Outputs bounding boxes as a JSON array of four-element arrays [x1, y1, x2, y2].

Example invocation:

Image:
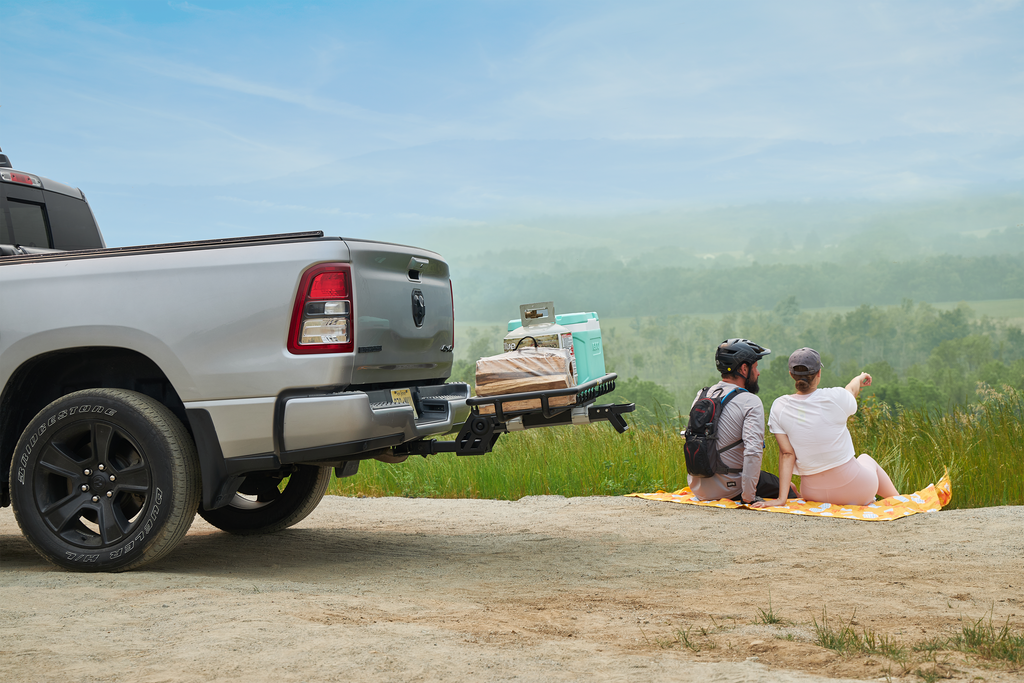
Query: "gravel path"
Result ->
[[2, 495, 1022, 682]]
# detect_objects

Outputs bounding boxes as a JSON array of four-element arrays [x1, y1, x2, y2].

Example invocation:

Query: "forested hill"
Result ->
[[452, 299, 1024, 425], [452, 252, 1024, 321]]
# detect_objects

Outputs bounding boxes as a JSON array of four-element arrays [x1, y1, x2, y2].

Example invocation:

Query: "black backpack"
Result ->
[[682, 387, 746, 477]]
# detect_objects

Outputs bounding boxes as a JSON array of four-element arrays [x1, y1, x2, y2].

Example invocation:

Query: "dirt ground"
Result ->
[[1, 494, 1022, 683]]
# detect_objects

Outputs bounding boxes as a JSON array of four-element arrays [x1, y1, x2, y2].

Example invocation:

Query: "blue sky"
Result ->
[[2, 1, 1022, 247]]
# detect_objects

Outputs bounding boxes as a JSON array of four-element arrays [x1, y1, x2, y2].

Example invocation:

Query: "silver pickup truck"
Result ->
[[1, 152, 632, 572]]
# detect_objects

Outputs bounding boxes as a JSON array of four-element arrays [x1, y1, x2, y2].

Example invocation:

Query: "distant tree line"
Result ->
[[601, 300, 1024, 423], [451, 299, 1024, 427]]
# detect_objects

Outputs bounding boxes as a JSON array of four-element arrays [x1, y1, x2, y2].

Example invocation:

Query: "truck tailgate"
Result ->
[[345, 239, 454, 385]]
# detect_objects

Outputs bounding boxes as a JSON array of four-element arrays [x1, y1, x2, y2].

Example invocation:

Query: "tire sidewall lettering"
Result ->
[[103, 487, 162, 562], [15, 405, 118, 488]]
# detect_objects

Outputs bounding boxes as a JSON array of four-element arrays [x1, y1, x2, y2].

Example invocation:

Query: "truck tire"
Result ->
[[9, 389, 200, 572], [198, 465, 331, 535]]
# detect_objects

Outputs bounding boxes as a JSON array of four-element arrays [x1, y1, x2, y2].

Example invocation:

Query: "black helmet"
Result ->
[[715, 338, 771, 374]]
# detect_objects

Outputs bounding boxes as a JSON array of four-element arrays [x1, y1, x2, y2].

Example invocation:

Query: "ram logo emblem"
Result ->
[[411, 289, 426, 328]]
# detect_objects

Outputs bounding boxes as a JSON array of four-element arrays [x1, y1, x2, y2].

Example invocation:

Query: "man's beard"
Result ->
[[745, 374, 760, 394]]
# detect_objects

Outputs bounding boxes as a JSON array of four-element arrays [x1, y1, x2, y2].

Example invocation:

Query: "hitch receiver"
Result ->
[[396, 401, 635, 457]]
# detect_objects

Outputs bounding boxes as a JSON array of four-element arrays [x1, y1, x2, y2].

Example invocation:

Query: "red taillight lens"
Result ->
[[309, 272, 347, 299], [287, 263, 354, 355]]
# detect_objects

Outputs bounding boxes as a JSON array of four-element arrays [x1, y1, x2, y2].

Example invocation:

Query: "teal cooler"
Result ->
[[507, 311, 606, 384]]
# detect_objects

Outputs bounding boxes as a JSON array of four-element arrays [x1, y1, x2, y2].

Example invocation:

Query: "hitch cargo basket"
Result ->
[[469, 372, 617, 422], [396, 373, 635, 458]]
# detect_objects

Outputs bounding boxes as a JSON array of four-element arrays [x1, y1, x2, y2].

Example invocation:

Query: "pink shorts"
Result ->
[[798, 457, 879, 506]]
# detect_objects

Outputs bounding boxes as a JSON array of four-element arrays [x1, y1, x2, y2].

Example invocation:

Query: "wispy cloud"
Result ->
[[135, 57, 384, 122]]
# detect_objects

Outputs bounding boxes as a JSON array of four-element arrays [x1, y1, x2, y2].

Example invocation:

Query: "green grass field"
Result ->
[[327, 388, 1023, 509]]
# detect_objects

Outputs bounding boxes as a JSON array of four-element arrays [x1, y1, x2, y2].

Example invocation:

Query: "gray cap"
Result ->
[[788, 347, 822, 376]]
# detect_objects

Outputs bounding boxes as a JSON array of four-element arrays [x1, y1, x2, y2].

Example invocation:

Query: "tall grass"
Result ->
[[328, 423, 684, 500], [847, 387, 1024, 509], [328, 388, 1024, 509]]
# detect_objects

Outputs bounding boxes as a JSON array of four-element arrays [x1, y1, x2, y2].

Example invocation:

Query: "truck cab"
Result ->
[[0, 148, 104, 254]]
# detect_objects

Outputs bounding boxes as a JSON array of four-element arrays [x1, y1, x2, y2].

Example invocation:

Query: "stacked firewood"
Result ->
[[475, 347, 576, 414]]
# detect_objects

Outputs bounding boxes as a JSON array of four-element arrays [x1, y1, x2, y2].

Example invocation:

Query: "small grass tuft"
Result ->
[[863, 628, 909, 662], [812, 609, 910, 662], [947, 613, 1024, 665], [913, 636, 948, 653], [671, 620, 725, 652], [812, 608, 862, 654], [675, 625, 711, 652], [755, 590, 786, 625]]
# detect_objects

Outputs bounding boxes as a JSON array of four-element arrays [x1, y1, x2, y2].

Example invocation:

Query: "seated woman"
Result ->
[[752, 347, 899, 508]]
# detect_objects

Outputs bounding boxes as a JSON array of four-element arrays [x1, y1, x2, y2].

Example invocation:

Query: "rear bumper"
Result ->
[[183, 382, 471, 463], [279, 383, 472, 462]]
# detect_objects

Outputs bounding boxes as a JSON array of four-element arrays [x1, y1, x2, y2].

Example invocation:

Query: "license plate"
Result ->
[[390, 388, 418, 417]]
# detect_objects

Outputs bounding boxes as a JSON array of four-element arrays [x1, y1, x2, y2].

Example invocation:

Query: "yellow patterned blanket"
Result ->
[[628, 472, 952, 521]]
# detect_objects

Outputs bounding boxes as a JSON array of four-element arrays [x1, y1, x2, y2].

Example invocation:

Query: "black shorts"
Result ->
[[731, 471, 799, 502]]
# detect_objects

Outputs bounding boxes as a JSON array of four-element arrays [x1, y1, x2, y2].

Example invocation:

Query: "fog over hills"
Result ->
[[434, 192, 1024, 321], [433, 193, 1024, 264]]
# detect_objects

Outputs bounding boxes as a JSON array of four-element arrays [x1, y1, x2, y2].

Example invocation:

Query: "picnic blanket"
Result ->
[[627, 471, 951, 521]]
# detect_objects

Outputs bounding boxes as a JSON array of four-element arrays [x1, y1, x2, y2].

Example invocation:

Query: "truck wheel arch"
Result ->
[[1, 347, 222, 509]]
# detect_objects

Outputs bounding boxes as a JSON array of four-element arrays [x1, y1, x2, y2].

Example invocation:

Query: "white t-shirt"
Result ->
[[768, 387, 857, 476]]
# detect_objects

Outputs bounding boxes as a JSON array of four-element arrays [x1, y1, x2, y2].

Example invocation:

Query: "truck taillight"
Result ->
[[449, 279, 455, 350], [287, 263, 354, 354]]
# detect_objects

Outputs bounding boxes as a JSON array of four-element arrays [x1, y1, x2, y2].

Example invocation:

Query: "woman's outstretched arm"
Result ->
[[752, 433, 797, 508], [845, 372, 872, 398]]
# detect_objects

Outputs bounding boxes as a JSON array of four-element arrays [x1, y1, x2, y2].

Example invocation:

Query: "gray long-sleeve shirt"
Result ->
[[686, 381, 766, 502]]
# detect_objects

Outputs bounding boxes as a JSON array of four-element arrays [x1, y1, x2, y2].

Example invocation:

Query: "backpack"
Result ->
[[682, 387, 747, 477]]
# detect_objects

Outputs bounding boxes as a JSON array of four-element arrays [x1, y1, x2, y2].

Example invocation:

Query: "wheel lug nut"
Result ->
[[98, 464, 105, 471], [92, 496, 99, 503], [106, 491, 113, 498], [81, 484, 89, 492], [109, 475, 116, 482], [84, 469, 92, 476]]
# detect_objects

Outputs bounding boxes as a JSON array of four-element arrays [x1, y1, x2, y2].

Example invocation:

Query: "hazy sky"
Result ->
[[2, 1, 1021, 246]]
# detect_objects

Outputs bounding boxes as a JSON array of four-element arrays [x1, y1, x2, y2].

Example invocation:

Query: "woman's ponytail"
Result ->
[[791, 370, 818, 393]]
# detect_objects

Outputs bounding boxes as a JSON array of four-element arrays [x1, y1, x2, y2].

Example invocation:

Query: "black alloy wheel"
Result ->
[[10, 389, 200, 572]]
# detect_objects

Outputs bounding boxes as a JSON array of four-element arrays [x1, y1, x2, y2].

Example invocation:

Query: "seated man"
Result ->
[[687, 338, 796, 504]]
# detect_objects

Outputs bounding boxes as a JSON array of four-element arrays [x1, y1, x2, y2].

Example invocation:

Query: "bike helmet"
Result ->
[[715, 338, 771, 374]]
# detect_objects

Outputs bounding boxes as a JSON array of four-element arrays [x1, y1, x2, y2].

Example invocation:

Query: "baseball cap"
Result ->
[[788, 347, 822, 376]]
